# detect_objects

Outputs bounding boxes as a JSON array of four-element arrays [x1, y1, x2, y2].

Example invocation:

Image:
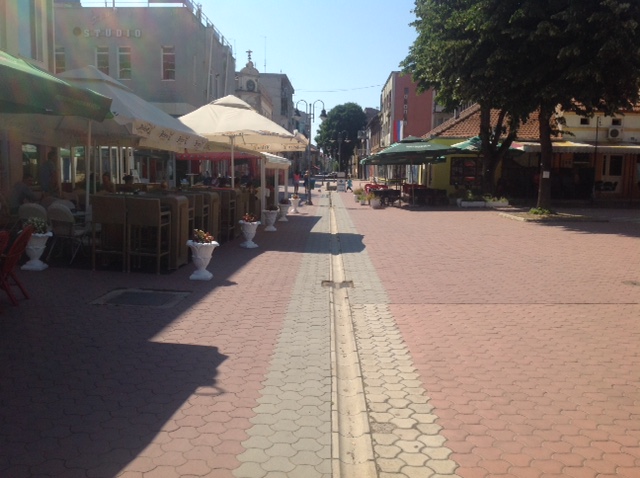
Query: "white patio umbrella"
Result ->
[[57, 66, 207, 209], [178, 95, 307, 190]]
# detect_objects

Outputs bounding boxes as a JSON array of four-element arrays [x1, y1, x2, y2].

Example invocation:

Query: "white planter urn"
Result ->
[[263, 210, 279, 232], [370, 197, 383, 209], [239, 220, 260, 248], [21, 232, 52, 271], [277, 203, 289, 222], [186, 240, 219, 281], [289, 197, 299, 214]]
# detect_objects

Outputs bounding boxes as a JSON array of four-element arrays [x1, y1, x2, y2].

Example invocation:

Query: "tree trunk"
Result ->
[[537, 104, 554, 209]]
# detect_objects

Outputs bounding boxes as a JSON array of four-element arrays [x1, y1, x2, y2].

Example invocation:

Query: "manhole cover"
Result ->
[[91, 288, 190, 308]]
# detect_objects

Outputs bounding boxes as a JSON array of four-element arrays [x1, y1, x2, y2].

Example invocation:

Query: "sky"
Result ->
[[200, 0, 418, 134]]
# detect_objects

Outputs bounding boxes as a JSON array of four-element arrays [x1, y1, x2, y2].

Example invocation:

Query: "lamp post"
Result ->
[[294, 99, 327, 205]]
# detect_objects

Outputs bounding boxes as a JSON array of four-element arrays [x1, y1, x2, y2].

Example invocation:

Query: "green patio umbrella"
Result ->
[[362, 136, 459, 165], [0, 50, 111, 120]]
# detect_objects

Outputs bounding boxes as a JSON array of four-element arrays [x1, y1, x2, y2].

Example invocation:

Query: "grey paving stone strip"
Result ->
[[234, 197, 334, 478], [332, 193, 461, 478], [235, 192, 460, 478]]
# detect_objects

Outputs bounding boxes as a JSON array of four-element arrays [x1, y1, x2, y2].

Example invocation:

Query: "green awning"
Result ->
[[362, 136, 458, 165], [0, 50, 112, 121]]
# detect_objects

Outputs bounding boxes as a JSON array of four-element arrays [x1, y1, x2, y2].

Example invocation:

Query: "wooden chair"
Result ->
[[46, 203, 89, 264], [125, 197, 171, 274], [91, 195, 127, 271], [184, 194, 196, 234], [193, 193, 209, 232], [0, 225, 33, 306]]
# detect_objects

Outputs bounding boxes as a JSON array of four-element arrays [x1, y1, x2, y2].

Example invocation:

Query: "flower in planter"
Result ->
[[266, 204, 279, 211], [290, 194, 299, 200], [279, 198, 290, 205], [192, 229, 215, 243], [23, 217, 48, 234], [242, 212, 258, 223]]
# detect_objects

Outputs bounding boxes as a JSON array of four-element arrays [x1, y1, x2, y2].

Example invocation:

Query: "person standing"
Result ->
[[39, 149, 59, 196], [293, 170, 301, 194], [101, 173, 116, 193]]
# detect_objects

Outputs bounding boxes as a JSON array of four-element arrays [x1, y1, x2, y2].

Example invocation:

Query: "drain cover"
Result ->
[[91, 288, 190, 308]]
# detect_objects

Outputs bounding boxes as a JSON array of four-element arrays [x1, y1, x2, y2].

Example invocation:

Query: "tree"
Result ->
[[509, 0, 640, 208], [315, 103, 366, 172], [402, 0, 640, 207], [402, 0, 535, 194]]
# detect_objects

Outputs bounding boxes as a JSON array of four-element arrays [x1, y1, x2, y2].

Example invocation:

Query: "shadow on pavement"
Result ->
[[0, 310, 227, 477]]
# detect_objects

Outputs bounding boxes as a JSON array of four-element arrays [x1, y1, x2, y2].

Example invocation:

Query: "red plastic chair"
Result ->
[[0, 225, 33, 306], [0, 231, 10, 256]]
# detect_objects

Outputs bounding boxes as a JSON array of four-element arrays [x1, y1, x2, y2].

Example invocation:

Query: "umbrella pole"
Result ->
[[230, 135, 235, 189], [261, 155, 266, 213], [85, 121, 92, 213]]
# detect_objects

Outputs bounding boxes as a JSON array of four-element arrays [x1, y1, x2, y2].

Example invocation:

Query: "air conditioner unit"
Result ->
[[608, 127, 623, 140]]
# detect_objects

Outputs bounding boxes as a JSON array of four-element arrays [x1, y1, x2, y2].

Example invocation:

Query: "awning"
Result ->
[[362, 136, 457, 165], [520, 141, 640, 154], [0, 50, 111, 120], [262, 152, 291, 170]]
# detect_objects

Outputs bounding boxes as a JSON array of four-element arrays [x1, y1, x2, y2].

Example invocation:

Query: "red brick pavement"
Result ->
[[343, 197, 640, 478], [0, 207, 319, 478]]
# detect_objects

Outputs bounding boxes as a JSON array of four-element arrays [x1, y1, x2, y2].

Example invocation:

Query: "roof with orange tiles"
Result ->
[[425, 102, 640, 142], [424, 104, 545, 141]]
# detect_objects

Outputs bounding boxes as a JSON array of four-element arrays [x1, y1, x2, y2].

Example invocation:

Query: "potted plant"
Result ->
[[277, 197, 290, 222], [457, 189, 486, 208], [353, 187, 364, 203], [239, 212, 260, 248], [263, 204, 279, 232], [21, 217, 52, 271], [289, 194, 300, 214], [483, 195, 510, 208], [186, 229, 219, 281], [361, 192, 374, 206], [369, 192, 383, 209]]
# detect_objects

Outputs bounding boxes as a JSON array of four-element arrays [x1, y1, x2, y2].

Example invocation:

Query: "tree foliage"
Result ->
[[402, 0, 640, 206], [315, 103, 366, 172]]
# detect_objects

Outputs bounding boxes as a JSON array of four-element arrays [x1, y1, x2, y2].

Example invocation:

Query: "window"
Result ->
[[580, 117, 590, 125], [609, 155, 623, 176], [162, 46, 175, 80], [612, 118, 622, 126], [118, 46, 132, 80], [96, 47, 109, 75], [18, 0, 43, 61], [55, 47, 66, 74], [450, 157, 482, 186]]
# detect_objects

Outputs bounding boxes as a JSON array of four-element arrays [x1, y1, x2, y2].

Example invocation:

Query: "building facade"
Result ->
[[258, 73, 295, 132], [0, 0, 56, 191], [379, 71, 436, 151], [53, 0, 236, 116]]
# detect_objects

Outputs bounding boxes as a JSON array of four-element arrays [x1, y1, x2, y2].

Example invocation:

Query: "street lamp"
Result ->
[[294, 99, 327, 205]]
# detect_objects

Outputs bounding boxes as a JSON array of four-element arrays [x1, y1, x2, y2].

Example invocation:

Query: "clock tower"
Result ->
[[235, 50, 273, 119]]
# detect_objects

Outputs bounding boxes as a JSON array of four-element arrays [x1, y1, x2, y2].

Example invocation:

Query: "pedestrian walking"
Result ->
[[346, 176, 353, 192]]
